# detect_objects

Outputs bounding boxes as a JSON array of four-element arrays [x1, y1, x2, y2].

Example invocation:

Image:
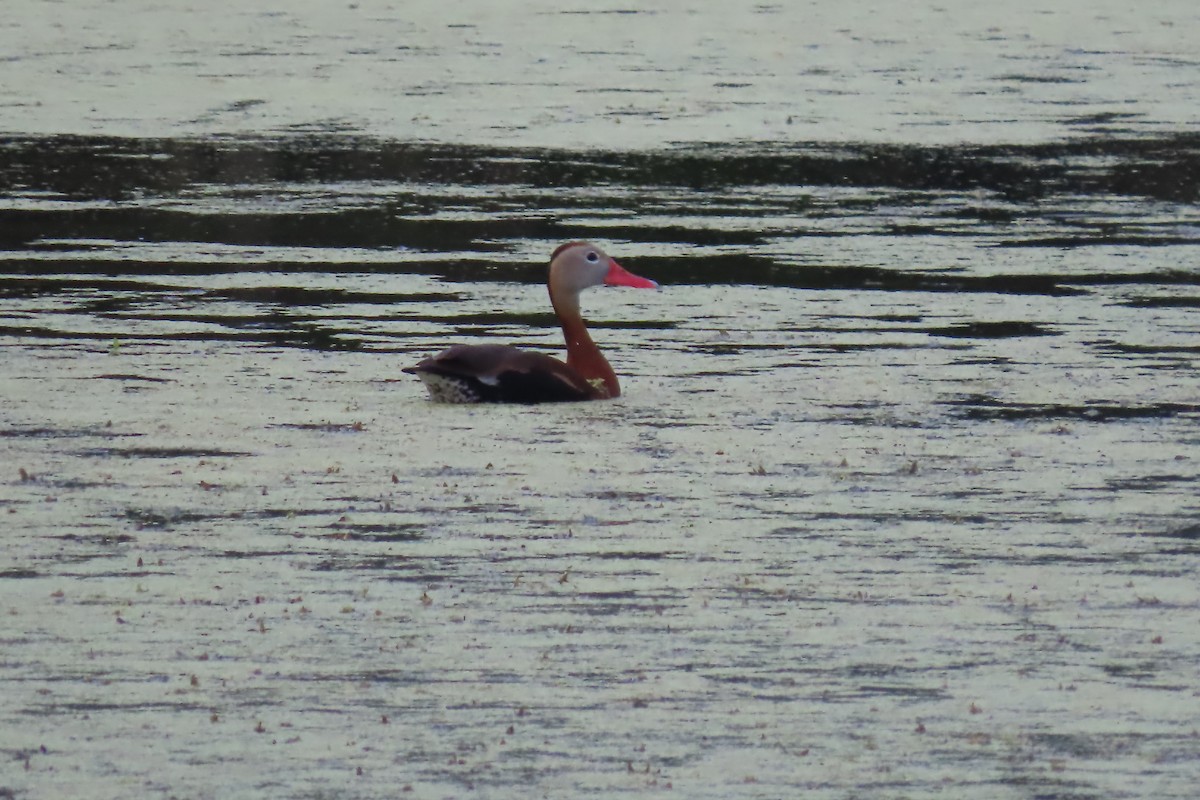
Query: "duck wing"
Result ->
[[403, 344, 598, 403]]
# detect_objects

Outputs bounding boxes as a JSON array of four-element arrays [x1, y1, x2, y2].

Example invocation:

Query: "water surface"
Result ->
[[2, 2, 1200, 798]]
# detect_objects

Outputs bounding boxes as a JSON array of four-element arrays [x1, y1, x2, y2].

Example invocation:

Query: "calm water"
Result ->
[[2, 2, 1200, 799], [4, 0, 1200, 145]]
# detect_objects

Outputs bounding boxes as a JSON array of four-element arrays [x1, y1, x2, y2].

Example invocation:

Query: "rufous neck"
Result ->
[[551, 288, 620, 398]]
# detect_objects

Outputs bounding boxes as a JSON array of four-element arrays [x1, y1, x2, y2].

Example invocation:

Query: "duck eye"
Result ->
[[585, 251, 599, 263]]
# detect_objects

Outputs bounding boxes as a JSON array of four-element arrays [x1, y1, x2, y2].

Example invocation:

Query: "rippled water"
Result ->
[[5, 0, 1200, 145], [3, 2, 1200, 798], [4, 131, 1199, 800]]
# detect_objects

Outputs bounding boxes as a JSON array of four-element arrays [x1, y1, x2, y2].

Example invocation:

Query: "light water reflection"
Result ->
[[2, 0, 1200, 792]]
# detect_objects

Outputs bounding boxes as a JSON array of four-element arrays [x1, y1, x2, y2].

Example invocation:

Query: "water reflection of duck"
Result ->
[[404, 241, 658, 403]]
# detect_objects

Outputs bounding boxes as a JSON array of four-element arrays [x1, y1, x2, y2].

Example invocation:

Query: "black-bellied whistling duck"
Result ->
[[404, 241, 657, 403]]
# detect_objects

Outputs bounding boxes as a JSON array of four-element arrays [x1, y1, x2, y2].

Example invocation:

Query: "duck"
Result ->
[[404, 241, 657, 403]]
